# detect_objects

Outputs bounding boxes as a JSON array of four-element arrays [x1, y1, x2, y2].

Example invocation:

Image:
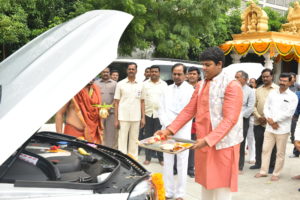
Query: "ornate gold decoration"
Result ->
[[241, 1, 268, 33], [281, 1, 300, 35]]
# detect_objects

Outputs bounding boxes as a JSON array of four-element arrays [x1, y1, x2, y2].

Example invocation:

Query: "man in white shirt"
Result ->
[[159, 63, 194, 200], [255, 73, 298, 181], [235, 70, 255, 174], [143, 66, 168, 165], [114, 62, 145, 159]]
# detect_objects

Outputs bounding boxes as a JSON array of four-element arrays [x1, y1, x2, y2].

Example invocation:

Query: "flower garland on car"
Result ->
[[151, 173, 166, 200]]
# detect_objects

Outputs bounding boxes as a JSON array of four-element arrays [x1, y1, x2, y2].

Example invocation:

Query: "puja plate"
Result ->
[[138, 136, 195, 154]]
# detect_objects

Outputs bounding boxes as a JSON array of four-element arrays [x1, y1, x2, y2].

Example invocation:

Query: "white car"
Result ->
[[0, 10, 156, 200], [109, 58, 204, 83], [223, 63, 265, 80]]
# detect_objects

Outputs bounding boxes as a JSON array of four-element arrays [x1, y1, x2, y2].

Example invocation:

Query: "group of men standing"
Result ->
[[234, 67, 300, 183], [54, 46, 300, 200]]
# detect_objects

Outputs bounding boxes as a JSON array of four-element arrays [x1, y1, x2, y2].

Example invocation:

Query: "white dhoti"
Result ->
[[163, 127, 191, 199]]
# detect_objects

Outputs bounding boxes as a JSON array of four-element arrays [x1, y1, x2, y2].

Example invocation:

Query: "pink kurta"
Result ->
[[168, 80, 243, 192]]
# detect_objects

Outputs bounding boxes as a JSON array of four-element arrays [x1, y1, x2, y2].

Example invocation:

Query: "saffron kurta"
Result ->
[[168, 80, 243, 192]]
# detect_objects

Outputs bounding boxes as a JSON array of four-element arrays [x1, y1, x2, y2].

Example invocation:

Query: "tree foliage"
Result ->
[[263, 7, 287, 31], [4, 0, 287, 61]]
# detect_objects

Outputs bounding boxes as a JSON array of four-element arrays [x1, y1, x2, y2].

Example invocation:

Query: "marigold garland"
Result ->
[[219, 43, 233, 55], [251, 42, 271, 55], [274, 43, 293, 56], [233, 43, 251, 55], [281, 54, 297, 62], [219, 42, 300, 60], [151, 173, 166, 200], [294, 45, 300, 58]]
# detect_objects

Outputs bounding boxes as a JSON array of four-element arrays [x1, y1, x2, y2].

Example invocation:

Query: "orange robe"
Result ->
[[168, 80, 243, 192], [70, 84, 103, 144]]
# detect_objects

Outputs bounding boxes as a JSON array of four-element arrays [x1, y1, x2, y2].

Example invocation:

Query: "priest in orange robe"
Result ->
[[155, 47, 243, 200], [56, 81, 103, 144]]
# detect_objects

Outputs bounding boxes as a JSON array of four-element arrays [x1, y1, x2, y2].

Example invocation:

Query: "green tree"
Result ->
[[0, 0, 241, 61], [263, 7, 287, 31], [0, 0, 30, 60], [71, 0, 240, 60]]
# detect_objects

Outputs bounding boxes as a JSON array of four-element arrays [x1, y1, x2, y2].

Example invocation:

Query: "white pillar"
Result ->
[[230, 53, 242, 64], [297, 62, 300, 83], [263, 52, 273, 69]]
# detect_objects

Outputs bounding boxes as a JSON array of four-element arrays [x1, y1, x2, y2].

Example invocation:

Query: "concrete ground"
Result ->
[[137, 142, 300, 200], [40, 124, 300, 200]]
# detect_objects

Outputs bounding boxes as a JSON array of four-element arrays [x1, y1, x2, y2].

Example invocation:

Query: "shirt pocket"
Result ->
[[135, 88, 142, 99], [280, 100, 290, 111]]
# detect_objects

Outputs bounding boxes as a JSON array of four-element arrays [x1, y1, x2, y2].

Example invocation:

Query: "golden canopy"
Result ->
[[220, 1, 300, 63]]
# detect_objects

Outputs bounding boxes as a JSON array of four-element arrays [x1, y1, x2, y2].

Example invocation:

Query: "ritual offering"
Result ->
[[138, 136, 194, 154], [93, 103, 113, 119]]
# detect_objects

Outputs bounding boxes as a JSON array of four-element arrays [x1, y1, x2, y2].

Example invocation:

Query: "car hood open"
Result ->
[[0, 10, 133, 165]]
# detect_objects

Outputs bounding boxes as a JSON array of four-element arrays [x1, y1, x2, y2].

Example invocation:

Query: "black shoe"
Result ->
[[188, 172, 195, 178], [250, 165, 260, 169], [173, 169, 177, 175], [268, 167, 274, 174]]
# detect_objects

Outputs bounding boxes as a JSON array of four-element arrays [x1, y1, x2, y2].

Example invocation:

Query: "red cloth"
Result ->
[[73, 84, 103, 144], [191, 121, 196, 134], [64, 123, 84, 138], [168, 80, 243, 192]]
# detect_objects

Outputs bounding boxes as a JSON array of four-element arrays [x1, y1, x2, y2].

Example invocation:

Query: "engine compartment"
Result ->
[[0, 132, 149, 194]]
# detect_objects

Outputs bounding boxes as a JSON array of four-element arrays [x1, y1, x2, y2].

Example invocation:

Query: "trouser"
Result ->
[[187, 134, 196, 174], [246, 116, 255, 162], [103, 113, 118, 149], [144, 115, 163, 162], [138, 127, 145, 155], [201, 187, 232, 200], [291, 116, 299, 157], [164, 150, 189, 198], [254, 125, 276, 168], [239, 117, 250, 170], [118, 121, 140, 159], [260, 131, 289, 176]]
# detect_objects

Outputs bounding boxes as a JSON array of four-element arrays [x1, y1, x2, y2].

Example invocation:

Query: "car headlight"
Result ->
[[128, 179, 156, 200]]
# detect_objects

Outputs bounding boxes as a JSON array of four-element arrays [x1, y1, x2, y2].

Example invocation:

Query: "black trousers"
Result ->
[[144, 115, 163, 162], [187, 134, 196, 173], [138, 127, 145, 155], [291, 116, 299, 157], [254, 125, 276, 168], [239, 117, 250, 171]]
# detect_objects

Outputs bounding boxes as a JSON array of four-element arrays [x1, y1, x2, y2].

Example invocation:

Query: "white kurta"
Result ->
[[158, 81, 194, 198]]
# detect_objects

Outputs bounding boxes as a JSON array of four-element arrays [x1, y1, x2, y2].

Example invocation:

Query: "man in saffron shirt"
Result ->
[[56, 80, 103, 144], [155, 47, 243, 200]]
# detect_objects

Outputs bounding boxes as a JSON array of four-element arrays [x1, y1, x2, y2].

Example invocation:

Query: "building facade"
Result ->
[[243, 0, 294, 15]]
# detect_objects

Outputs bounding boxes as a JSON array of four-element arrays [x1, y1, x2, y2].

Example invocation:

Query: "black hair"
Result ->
[[171, 63, 187, 74], [199, 47, 225, 68], [290, 72, 297, 79], [249, 78, 257, 84], [127, 62, 138, 69], [150, 65, 160, 72], [236, 70, 249, 80], [280, 72, 292, 81], [261, 68, 273, 76], [110, 70, 119, 75], [188, 67, 200, 74]]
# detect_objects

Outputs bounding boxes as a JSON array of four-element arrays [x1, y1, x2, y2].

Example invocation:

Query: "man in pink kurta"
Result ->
[[156, 47, 243, 200]]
